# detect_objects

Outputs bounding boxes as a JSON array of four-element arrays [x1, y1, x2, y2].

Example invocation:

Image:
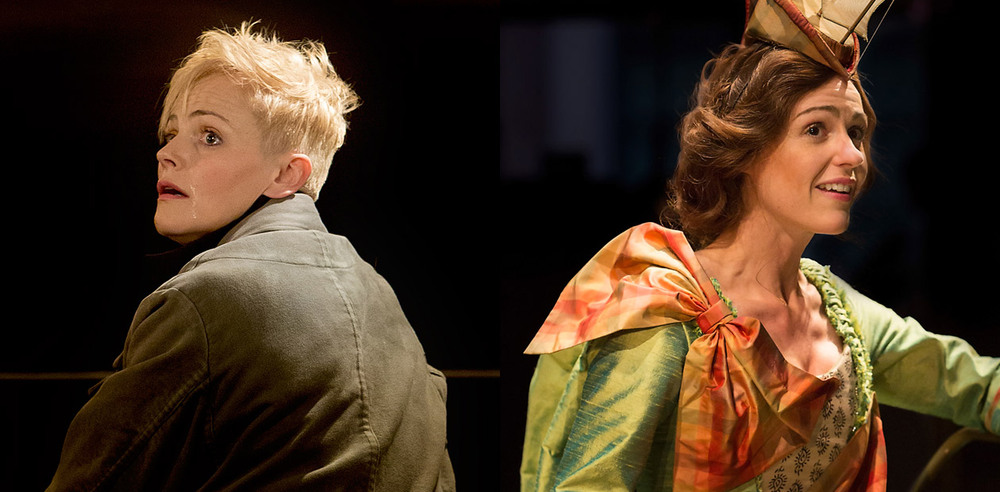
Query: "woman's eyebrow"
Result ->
[[189, 109, 230, 123], [795, 105, 867, 124], [795, 105, 839, 119]]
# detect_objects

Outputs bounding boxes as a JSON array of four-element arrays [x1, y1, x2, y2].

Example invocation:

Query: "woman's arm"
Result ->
[[47, 288, 213, 491], [841, 280, 1000, 434]]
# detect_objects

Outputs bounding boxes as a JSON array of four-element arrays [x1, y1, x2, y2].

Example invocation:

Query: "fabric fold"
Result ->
[[674, 314, 839, 490], [524, 223, 716, 355]]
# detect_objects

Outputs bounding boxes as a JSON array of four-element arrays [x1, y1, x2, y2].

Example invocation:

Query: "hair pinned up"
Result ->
[[661, 41, 877, 249]]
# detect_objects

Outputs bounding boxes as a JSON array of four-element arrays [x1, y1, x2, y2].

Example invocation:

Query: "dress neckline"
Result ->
[[708, 258, 874, 433]]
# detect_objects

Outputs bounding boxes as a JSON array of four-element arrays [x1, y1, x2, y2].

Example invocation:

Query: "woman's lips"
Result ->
[[815, 177, 855, 202], [157, 180, 188, 200]]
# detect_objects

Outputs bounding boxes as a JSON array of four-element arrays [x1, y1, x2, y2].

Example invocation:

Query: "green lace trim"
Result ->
[[710, 260, 874, 432], [799, 258, 874, 432], [711, 277, 736, 317]]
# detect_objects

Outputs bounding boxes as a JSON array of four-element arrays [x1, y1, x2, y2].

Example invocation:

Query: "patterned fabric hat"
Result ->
[[743, 0, 888, 76]]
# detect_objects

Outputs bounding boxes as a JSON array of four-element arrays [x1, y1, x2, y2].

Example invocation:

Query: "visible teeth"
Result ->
[[818, 183, 852, 193]]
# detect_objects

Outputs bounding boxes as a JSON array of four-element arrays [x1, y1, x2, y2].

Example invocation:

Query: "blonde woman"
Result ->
[[48, 22, 454, 491]]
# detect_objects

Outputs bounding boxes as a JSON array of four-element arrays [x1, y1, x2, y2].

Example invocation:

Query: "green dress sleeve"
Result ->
[[838, 277, 1000, 434], [520, 322, 702, 492]]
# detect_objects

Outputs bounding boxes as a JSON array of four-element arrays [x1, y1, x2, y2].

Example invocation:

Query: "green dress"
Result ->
[[521, 258, 1000, 491]]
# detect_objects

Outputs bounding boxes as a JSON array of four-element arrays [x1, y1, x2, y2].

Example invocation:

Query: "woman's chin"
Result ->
[[813, 218, 851, 237]]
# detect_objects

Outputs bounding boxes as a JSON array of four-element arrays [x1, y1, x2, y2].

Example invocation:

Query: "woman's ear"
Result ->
[[264, 154, 312, 199]]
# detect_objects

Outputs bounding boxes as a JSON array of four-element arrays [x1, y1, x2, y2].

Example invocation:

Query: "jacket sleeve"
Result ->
[[47, 288, 212, 491], [841, 280, 1000, 435], [521, 322, 700, 492]]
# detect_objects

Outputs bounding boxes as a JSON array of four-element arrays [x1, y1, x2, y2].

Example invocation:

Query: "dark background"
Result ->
[[0, 0, 497, 490], [500, 0, 1000, 491]]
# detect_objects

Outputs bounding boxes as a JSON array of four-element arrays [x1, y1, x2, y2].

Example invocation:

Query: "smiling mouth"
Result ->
[[816, 182, 854, 195]]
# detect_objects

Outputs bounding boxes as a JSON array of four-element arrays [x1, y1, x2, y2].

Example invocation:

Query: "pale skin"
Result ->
[[695, 77, 869, 377], [155, 73, 312, 245]]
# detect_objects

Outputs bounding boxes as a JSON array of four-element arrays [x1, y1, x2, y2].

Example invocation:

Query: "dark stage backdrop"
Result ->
[[0, 1, 498, 490], [501, 1, 1000, 491]]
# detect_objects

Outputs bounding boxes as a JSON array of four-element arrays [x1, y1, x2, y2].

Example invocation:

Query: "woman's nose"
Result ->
[[156, 139, 178, 169], [839, 133, 865, 170]]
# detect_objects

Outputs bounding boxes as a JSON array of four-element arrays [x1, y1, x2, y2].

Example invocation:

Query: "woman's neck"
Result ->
[[695, 213, 813, 306]]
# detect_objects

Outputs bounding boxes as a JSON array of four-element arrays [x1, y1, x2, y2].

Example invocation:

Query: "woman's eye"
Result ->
[[202, 130, 222, 146], [805, 123, 824, 137]]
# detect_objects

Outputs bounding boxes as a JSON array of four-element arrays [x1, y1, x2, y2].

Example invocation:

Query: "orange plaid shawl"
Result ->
[[525, 223, 887, 491]]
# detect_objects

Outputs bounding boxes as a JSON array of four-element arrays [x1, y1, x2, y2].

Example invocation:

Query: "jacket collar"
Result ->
[[219, 193, 326, 246], [142, 193, 325, 291]]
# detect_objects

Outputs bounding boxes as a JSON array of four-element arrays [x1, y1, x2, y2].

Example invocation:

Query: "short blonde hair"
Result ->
[[159, 21, 359, 200]]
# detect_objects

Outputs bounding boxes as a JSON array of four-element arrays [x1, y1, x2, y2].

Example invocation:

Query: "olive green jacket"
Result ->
[[49, 194, 454, 491]]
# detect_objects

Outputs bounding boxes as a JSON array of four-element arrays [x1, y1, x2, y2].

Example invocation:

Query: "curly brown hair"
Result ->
[[661, 41, 876, 249]]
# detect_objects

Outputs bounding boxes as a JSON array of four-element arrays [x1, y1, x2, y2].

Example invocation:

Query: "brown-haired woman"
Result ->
[[520, 4, 999, 492], [666, 42, 877, 250]]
